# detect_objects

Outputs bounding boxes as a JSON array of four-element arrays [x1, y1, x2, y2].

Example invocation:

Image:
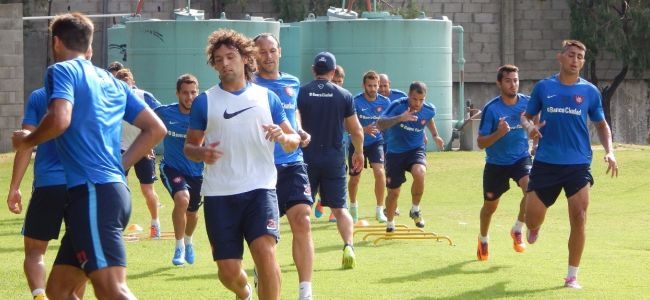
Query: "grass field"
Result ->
[[0, 145, 648, 299]]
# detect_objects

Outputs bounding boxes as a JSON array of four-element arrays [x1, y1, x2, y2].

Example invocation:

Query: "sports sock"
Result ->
[[32, 288, 45, 297], [567, 265, 579, 279], [387, 220, 395, 228], [411, 205, 420, 213], [479, 234, 489, 243], [512, 220, 524, 232], [175, 239, 184, 249], [376, 206, 384, 213], [184, 235, 193, 245], [151, 218, 160, 227], [350, 202, 357, 208], [299, 281, 312, 299]]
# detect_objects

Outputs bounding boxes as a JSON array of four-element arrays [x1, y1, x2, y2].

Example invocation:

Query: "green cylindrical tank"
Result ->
[[126, 19, 280, 103], [299, 18, 453, 151], [107, 24, 127, 66], [279, 23, 302, 78]]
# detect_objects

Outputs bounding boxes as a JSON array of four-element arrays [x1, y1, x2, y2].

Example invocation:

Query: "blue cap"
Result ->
[[313, 51, 336, 73]]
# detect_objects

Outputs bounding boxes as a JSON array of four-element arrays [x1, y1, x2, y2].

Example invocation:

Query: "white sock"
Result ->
[[184, 235, 193, 245], [411, 205, 420, 212], [299, 281, 312, 299], [350, 202, 357, 208], [387, 220, 395, 228], [567, 265, 579, 279], [151, 218, 160, 227], [479, 234, 489, 243], [512, 220, 524, 232], [376, 206, 384, 212], [32, 288, 45, 297], [175, 239, 185, 249]]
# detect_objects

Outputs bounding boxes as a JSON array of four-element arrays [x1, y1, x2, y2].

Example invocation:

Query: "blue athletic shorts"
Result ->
[[385, 146, 427, 189], [22, 184, 67, 241], [276, 162, 313, 216], [483, 156, 532, 201], [204, 189, 280, 260], [53, 182, 131, 273], [527, 161, 593, 207], [306, 151, 347, 209], [160, 164, 203, 212], [348, 141, 385, 176]]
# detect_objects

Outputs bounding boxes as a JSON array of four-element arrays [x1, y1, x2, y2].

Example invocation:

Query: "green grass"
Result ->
[[0, 146, 649, 299]]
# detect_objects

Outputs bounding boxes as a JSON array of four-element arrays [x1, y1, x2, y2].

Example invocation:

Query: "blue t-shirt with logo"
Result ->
[[526, 74, 604, 164], [353, 92, 391, 146], [478, 93, 530, 165], [155, 103, 204, 176], [382, 97, 436, 154]]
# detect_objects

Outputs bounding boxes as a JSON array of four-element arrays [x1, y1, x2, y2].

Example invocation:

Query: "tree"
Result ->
[[568, 0, 650, 135]]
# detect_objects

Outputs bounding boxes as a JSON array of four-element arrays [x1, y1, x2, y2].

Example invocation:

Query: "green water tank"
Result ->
[[279, 23, 302, 79], [298, 17, 454, 151], [126, 18, 280, 103], [107, 24, 127, 66]]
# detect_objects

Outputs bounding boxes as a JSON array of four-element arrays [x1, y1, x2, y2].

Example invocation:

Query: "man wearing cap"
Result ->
[[297, 51, 364, 269]]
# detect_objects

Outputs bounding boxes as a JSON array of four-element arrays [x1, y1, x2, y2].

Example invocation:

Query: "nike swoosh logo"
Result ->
[[546, 94, 557, 99], [223, 106, 255, 119]]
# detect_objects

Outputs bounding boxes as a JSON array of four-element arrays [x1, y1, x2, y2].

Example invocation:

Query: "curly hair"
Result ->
[[206, 29, 257, 82]]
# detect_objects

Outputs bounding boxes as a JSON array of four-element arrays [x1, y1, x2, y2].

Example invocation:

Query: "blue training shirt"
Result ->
[[155, 103, 204, 176], [353, 92, 391, 146], [382, 97, 436, 154], [387, 89, 408, 102], [45, 58, 146, 187], [478, 93, 531, 165], [297, 79, 355, 161], [526, 74, 605, 165], [254, 73, 303, 164], [22, 88, 66, 187]]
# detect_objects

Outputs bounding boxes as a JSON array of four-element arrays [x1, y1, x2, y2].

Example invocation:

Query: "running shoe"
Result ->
[[510, 229, 526, 252], [376, 209, 387, 223], [314, 200, 324, 218], [172, 247, 185, 266], [236, 283, 253, 300], [33, 293, 48, 300], [342, 244, 356, 269], [350, 206, 358, 223], [185, 243, 195, 264], [409, 209, 425, 228], [329, 212, 337, 222], [564, 276, 582, 289], [386, 224, 395, 233], [476, 238, 489, 261], [527, 228, 540, 244], [150, 224, 161, 239]]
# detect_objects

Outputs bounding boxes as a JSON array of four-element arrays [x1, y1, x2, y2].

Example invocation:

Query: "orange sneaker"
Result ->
[[476, 238, 489, 261], [510, 229, 526, 252], [328, 212, 337, 222]]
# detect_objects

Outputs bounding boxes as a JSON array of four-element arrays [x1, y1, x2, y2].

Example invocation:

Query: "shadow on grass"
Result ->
[[129, 266, 183, 280], [378, 260, 507, 283], [410, 281, 561, 300]]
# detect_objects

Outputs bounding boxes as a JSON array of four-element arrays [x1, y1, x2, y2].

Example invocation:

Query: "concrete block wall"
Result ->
[[0, 3, 24, 153]]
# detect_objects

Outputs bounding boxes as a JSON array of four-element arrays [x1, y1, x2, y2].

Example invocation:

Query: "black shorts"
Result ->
[[527, 161, 593, 207], [160, 164, 204, 212], [276, 162, 313, 216], [127, 156, 157, 184], [54, 182, 131, 273], [305, 149, 347, 209], [22, 184, 68, 241], [483, 156, 532, 201], [348, 141, 385, 176], [385, 147, 427, 189]]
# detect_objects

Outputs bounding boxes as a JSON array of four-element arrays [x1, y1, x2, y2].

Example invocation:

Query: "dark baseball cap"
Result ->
[[313, 51, 336, 73]]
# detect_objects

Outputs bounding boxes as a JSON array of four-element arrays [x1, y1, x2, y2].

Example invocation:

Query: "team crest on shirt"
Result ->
[[376, 107, 383, 113], [285, 86, 295, 97], [420, 119, 426, 125], [266, 219, 278, 230], [173, 176, 182, 184], [303, 184, 311, 196], [574, 95, 583, 104], [318, 84, 324, 89]]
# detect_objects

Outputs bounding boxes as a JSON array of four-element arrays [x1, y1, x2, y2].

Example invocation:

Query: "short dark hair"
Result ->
[[409, 81, 427, 95], [496, 64, 518, 82], [50, 13, 93, 54], [362, 70, 379, 84], [253, 33, 280, 46], [107, 61, 124, 73], [562, 39, 586, 53], [176, 73, 198, 92]]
